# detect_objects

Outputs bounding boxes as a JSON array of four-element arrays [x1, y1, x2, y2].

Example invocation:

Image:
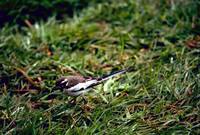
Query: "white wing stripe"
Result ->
[[68, 80, 98, 92]]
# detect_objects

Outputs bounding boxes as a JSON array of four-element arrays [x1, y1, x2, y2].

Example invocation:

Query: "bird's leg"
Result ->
[[68, 97, 77, 105], [80, 95, 94, 113], [81, 95, 88, 104]]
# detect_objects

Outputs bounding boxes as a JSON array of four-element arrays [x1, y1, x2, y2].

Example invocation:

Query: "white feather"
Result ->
[[61, 79, 68, 84], [68, 80, 97, 92]]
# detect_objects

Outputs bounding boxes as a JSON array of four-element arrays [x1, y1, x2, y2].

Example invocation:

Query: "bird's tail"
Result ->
[[97, 67, 134, 83]]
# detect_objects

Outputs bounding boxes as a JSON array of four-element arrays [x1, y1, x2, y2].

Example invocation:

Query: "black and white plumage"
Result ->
[[55, 68, 133, 96]]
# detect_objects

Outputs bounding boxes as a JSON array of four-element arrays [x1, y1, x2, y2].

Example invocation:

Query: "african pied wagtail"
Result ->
[[55, 68, 133, 96]]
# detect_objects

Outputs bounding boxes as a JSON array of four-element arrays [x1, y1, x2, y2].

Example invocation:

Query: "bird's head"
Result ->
[[55, 77, 69, 89]]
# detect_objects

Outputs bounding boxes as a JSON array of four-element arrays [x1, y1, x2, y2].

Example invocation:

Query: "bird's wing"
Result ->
[[68, 79, 98, 92]]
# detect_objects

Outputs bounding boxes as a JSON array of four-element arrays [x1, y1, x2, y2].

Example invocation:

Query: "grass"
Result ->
[[0, 0, 200, 134]]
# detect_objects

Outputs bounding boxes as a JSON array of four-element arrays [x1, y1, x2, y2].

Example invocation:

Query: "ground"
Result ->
[[0, 0, 200, 134]]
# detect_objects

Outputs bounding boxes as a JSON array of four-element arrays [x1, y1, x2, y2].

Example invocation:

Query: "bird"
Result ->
[[55, 68, 133, 96]]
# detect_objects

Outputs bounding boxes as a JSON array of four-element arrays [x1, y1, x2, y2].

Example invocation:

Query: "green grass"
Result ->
[[0, 0, 200, 134]]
